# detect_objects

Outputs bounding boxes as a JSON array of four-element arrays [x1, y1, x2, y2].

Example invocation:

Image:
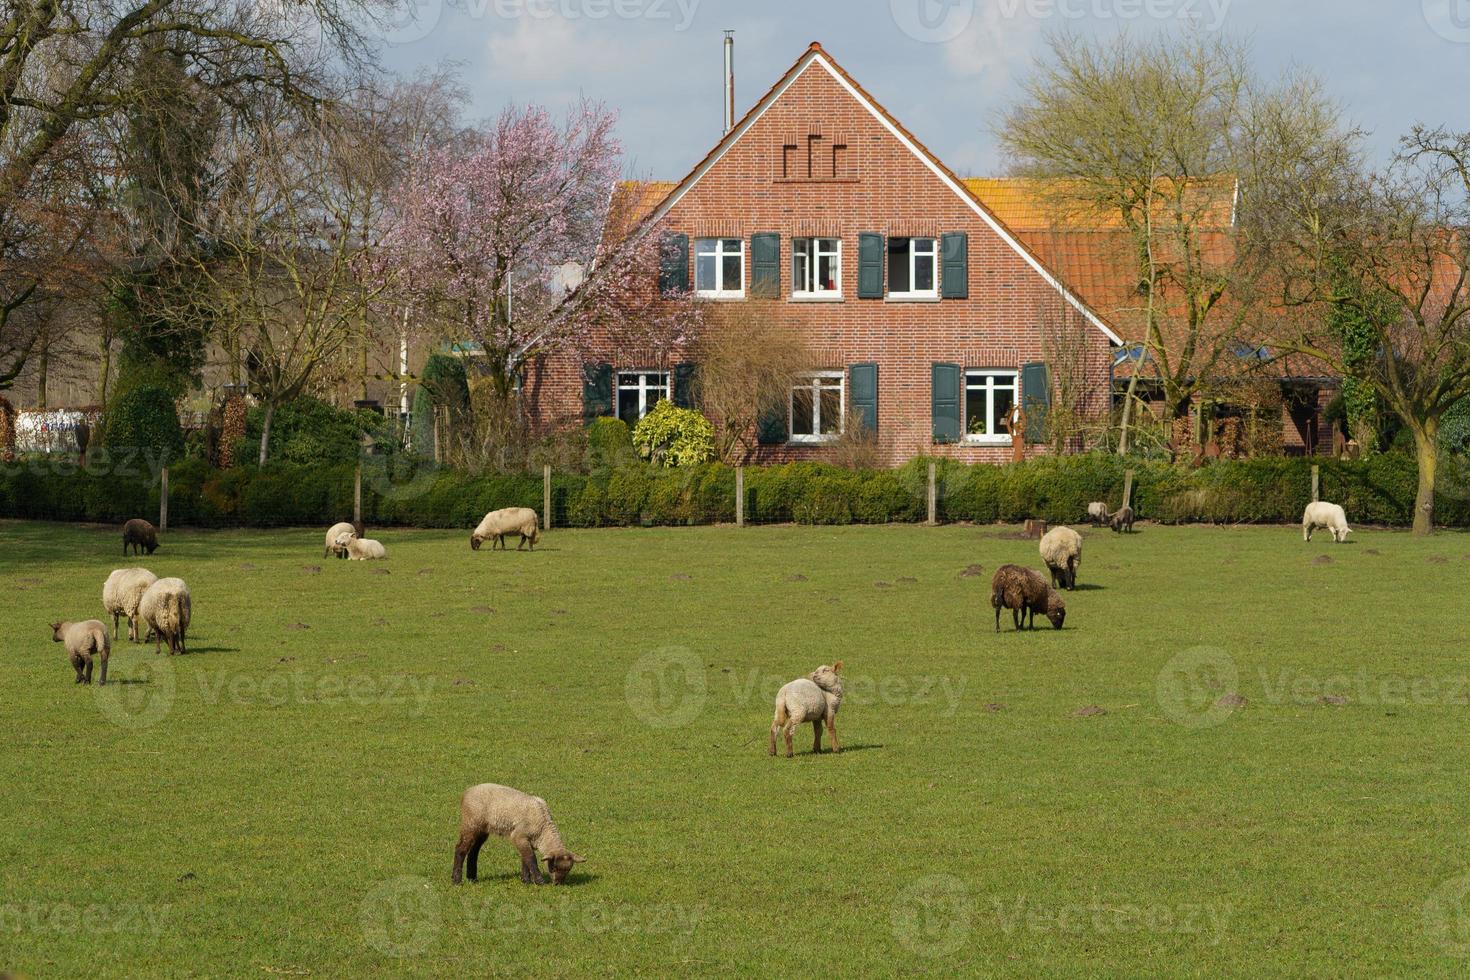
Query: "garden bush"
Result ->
[[102, 385, 185, 465], [241, 397, 385, 467], [632, 402, 715, 467]]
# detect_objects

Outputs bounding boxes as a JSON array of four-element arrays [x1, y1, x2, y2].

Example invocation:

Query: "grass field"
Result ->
[[4, 518, 1470, 976]]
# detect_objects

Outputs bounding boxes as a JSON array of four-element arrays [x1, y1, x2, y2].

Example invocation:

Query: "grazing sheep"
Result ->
[[1109, 506, 1135, 534], [51, 620, 110, 685], [1303, 501, 1352, 543], [138, 577, 191, 655], [470, 507, 541, 552], [102, 568, 157, 642], [452, 783, 585, 885], [333, 532, 386, 560], [1086, 502, 1111, 525], [768, 662, 844, 758], [990, 564, 1066, 632], [324, 522, 358, 557], [122, 519, 158, 556], [1039, 526, 1084, 591]]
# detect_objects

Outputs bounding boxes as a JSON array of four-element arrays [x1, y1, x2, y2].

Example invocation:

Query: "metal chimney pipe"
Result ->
[[723, 31, 735, 135]]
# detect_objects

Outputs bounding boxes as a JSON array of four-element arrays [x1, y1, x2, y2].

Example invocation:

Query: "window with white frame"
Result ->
[[964, 370, 1018, 443], [694, 238, 744, 297], [616, 370, 668, 425], [792, 237, 841, 296], [886, 237, 938, 297], [790, 371, 845, 442]]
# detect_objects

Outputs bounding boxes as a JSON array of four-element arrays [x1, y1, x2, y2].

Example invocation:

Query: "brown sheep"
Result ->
[[1110, 506, 1135, 533], [990, 564, 1066, 632], [122, 519, 158, 556]]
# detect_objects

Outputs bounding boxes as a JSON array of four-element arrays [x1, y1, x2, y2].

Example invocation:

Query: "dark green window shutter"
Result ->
[[756, 400, 788, 445], [1021, 361, 1050, 444], [858, 233, 885, 298], [581, 362, 613, 424], [941, 232, 968, 299], [849, 363, 878, 433], [931, 363, 962, 444], [750, 233, 781, 299], [673, 362, 698, 409], [659, 233, 689, 294]]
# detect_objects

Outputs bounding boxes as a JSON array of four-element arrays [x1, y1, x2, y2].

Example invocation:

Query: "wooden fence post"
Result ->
[[543, 464, 552, 531], [1123, 469, 1135, 512], [735, 465, 745, 527], [1311, 465, 1320, 503], [927, 460, 938, 526], [354, 463, 362, 524], [159, 467, 169, 532]]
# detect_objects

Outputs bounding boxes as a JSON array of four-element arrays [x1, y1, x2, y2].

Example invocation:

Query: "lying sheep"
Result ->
[[470, 507, 541, 552], [139, 577, 191, 655], [1109, 506, 1135, 534], [324, 522, 362, 557], [1302, 501, 1352, 543], [102, 568, 158, 642], [51, 619, 110, 685], [122, 518, 158, 556], [1086, 502, 1111, 525], [768, 662, 844, 758], [333, 532, 386, 560], [452, 783, 585, 885], [991, 564, 1066, 632], [1039, 526, 1083, 591]]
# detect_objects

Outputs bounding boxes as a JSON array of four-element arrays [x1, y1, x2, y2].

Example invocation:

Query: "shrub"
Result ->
[[102, 385, 185, 464], [587, 417, 634, 469], [632, 402, 715, 467], [242, 397, 381, 467]]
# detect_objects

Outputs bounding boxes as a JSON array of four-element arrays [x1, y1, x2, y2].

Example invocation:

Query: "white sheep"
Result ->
[[139, 577, 191, 655], [324, 522, 359, 557], [50, 619, 110, 685], [470, 507, 541, 552], [1039, 526, 1083, 591], [1303, 501, 1352, 543], [1086, 502, 1111, 525], [452, 783, 585, 885], [333, 532, 386, 560], [102, 568, 157, 643], [768, 662, 844, 758]]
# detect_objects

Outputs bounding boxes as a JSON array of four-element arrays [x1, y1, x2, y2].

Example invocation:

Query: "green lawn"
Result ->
[[4, 519, 1470, 976]]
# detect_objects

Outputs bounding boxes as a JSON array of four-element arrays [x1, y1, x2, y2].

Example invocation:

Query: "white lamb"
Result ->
[[768, 662, 844, 758], [1302, 501, 1352, 543], [452, 783, 584, 885], [51, 619, 110, 685], [102, 567, 157, 642], [334, 532, 386, 560], [324, 522, 357, 557]]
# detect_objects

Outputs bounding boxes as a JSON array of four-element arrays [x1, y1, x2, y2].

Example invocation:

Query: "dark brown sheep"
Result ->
[[122, 519, 158, 556], [990, 564, 1066, 632], [1109, 506, 1134, 533]]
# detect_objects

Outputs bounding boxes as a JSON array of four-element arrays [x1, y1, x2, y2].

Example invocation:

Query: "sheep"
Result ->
[[1086, 502, 1111, 525], [102, 568, 157, 643], [1303, 501, 1352, 543], [470, 507, 541, 552], [1109, 506, 1135, 534], [768, 662, 844, 758], [138, 577, 191, 655], [324, 521, 363, 557], [333, 532, 386, 560], [990, 564, 1066, 632], [50, 619, 110, 685], [1039, 526, 1083, 591], [122, 518, 158, 556], [452, 783, 585, 886]]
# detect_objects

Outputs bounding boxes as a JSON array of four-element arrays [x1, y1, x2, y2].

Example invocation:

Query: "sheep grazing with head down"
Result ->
[[324, 522, 364, 557], [1086, 502, 1111, 526], [991, 564, 1066, 632], [1302, 501, 1352, 543], [1109, 506, 1134, 534], [452, 783, 585, 885], [102, 568, 158, 642], [1039, 526, 1083, 591], [122, 519, 158, 556], [138, 577, 191, 655], [51, 620, 110, 685], [333, 532, 386, 560], [768, 662, 844, 758], [470, 507, 541, 551]]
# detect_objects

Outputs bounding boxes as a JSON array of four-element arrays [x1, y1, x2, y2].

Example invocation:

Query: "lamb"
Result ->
[[333, 532, 386, 560], [1086, 502, 1111, 525], [324, 521, 363, 557], [990, 564, 1066, 632], [102, 568, 157, 642], [50, 619, 110, 685], [452, 783, 585, 885], [1039, 526, 1083, 591], [768, 662, 844, 758], [1109, 506, 1135, 534], [122, 518, 158, 556], [469, 507, 541, 552], [1302, 501, 1352, 543], [138, 577, 191, 655]]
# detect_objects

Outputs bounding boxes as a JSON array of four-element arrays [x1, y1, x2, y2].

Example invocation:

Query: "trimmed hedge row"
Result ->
[[2, 452, 1467, 529]]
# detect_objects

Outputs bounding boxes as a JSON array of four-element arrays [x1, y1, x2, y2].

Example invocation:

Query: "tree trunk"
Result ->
[[258, 401, 275, 466], [36, 343, 48, 409], [1412, 421, 1438, 536]]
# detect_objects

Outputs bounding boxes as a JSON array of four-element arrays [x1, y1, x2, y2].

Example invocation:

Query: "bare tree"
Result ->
[[694, 302, 811, 464]]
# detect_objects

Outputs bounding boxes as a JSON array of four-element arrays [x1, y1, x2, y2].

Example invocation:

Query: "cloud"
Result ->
[[940, 3, 1043, 84]]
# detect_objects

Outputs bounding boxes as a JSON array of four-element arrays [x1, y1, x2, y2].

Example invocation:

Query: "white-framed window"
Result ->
[[617, 370, 669, 425], [963, 369, 1018, 444], [886, 237, 938, 297], [695, 238, 744, 297], [790, 371, 845, 443], [792, 237, 841, 297]]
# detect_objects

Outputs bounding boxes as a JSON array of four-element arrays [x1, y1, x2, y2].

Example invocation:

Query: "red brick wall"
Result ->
[[530, 54, 1116, 467]]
